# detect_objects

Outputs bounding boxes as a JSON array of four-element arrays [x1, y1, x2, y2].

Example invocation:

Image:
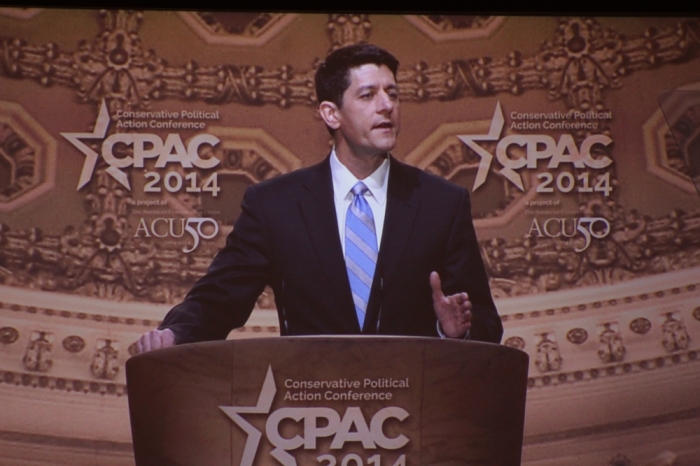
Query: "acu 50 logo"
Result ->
[[61, 101, 221, 196]]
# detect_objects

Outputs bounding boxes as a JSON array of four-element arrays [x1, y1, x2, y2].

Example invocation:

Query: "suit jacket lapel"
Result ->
[[299, 157, 361, 332], [376, 157, 421, 299]]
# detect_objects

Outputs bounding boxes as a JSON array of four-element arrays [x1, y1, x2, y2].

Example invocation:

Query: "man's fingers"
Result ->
[[453, 292, 469, 305], [430, 271, 444, 300], [139, 334, 151, 353], [150, 331, 161, 350], [161, 328, 175, 347], [134, 329, 175, 354], [457, 309, 472, 323]]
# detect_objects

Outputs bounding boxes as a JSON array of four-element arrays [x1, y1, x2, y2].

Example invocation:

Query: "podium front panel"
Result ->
[[127, 337, 528, 466]]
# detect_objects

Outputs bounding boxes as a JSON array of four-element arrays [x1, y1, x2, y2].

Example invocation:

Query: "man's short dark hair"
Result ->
[[315, 43, 399, 108]]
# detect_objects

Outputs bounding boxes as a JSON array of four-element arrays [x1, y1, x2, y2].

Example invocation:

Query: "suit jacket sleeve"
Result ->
[[158, 184, 271, 344], [440, 188, 503, 344]]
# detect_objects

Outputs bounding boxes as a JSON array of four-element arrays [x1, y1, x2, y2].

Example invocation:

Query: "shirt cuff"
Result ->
[[436, 321, 471, 340]]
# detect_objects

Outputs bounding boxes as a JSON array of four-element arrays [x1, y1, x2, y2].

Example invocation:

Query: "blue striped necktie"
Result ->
[[345, 182, 378, 329]]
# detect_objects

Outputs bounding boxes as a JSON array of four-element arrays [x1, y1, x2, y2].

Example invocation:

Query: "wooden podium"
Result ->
[[126, 337, 528, 466]]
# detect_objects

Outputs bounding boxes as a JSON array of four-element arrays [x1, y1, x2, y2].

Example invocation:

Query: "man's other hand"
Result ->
[[430, 271, 471, 338], [134, 328, 175, 354]]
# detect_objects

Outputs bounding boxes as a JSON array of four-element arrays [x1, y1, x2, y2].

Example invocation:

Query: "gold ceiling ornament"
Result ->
[[22, 330, 53, 372], [0, 10, 315, 111], [483, 203, 700, 297], [0, 13, 698, 300], [397, 18, 696, 109], [1, 142, 698, 301], [326, 14, 372, 52], [90, 338, 120, 380], [661, 312, 691, 353], [0, 145, 286, 304], [597, 322, 627, 364], [0, 101, 57, 212], [0, 166, 209, 303], [645, 92, 700, 195], [630, 317, 653, 335], [526, 348, 698, 390], [0, 14, 695, 112], [504, 335, 526, 350], [535, 332, 563, 373], [178, 12, 298, 46], [566, 328, 589, 345], [403, 15, 503, 42]]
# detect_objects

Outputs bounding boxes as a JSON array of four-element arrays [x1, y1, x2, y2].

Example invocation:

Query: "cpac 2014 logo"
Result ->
[[220, 367, 409, 466], [61, 101, 221, 195], [458, 102, 613, 194]]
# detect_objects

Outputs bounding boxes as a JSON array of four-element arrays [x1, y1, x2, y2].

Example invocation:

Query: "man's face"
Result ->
[[333, 64, 400, 159]]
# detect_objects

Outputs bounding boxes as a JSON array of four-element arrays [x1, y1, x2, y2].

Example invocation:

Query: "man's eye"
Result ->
[[360, 93, 372, 99]]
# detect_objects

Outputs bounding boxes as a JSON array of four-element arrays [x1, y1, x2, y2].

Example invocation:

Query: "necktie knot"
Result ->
[[351, 182, 369, 198]]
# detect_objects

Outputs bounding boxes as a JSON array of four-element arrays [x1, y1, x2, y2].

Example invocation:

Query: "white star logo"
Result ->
[[60, 100, 131, 190], [457, 101, 524, 191], [220, 365, 277, 466]]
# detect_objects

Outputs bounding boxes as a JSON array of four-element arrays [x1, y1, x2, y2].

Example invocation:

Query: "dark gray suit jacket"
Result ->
[[160, 156, 502, 344]]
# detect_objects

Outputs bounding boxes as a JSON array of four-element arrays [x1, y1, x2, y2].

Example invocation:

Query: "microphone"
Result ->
[[279, 279, 289, 335], [375, 265, 384, 334]]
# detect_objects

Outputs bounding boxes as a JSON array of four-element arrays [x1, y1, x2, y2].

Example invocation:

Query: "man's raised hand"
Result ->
[[430, 271, 471, 339]]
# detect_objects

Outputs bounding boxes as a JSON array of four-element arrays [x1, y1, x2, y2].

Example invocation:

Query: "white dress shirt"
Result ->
[[330, 149, 390, 254]]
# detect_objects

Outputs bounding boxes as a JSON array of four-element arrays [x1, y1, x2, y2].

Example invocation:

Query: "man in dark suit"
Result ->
[[135, 44, 502, 353]]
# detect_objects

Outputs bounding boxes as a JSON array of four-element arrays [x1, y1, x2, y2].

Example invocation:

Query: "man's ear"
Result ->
[[319, 101, 341, 130]]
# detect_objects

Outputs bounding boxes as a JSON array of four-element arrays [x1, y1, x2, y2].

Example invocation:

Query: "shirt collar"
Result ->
[[330, 149, 390, 206]]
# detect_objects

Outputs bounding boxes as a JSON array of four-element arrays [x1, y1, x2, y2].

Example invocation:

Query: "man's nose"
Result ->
[[376, 91, 395, 113]]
